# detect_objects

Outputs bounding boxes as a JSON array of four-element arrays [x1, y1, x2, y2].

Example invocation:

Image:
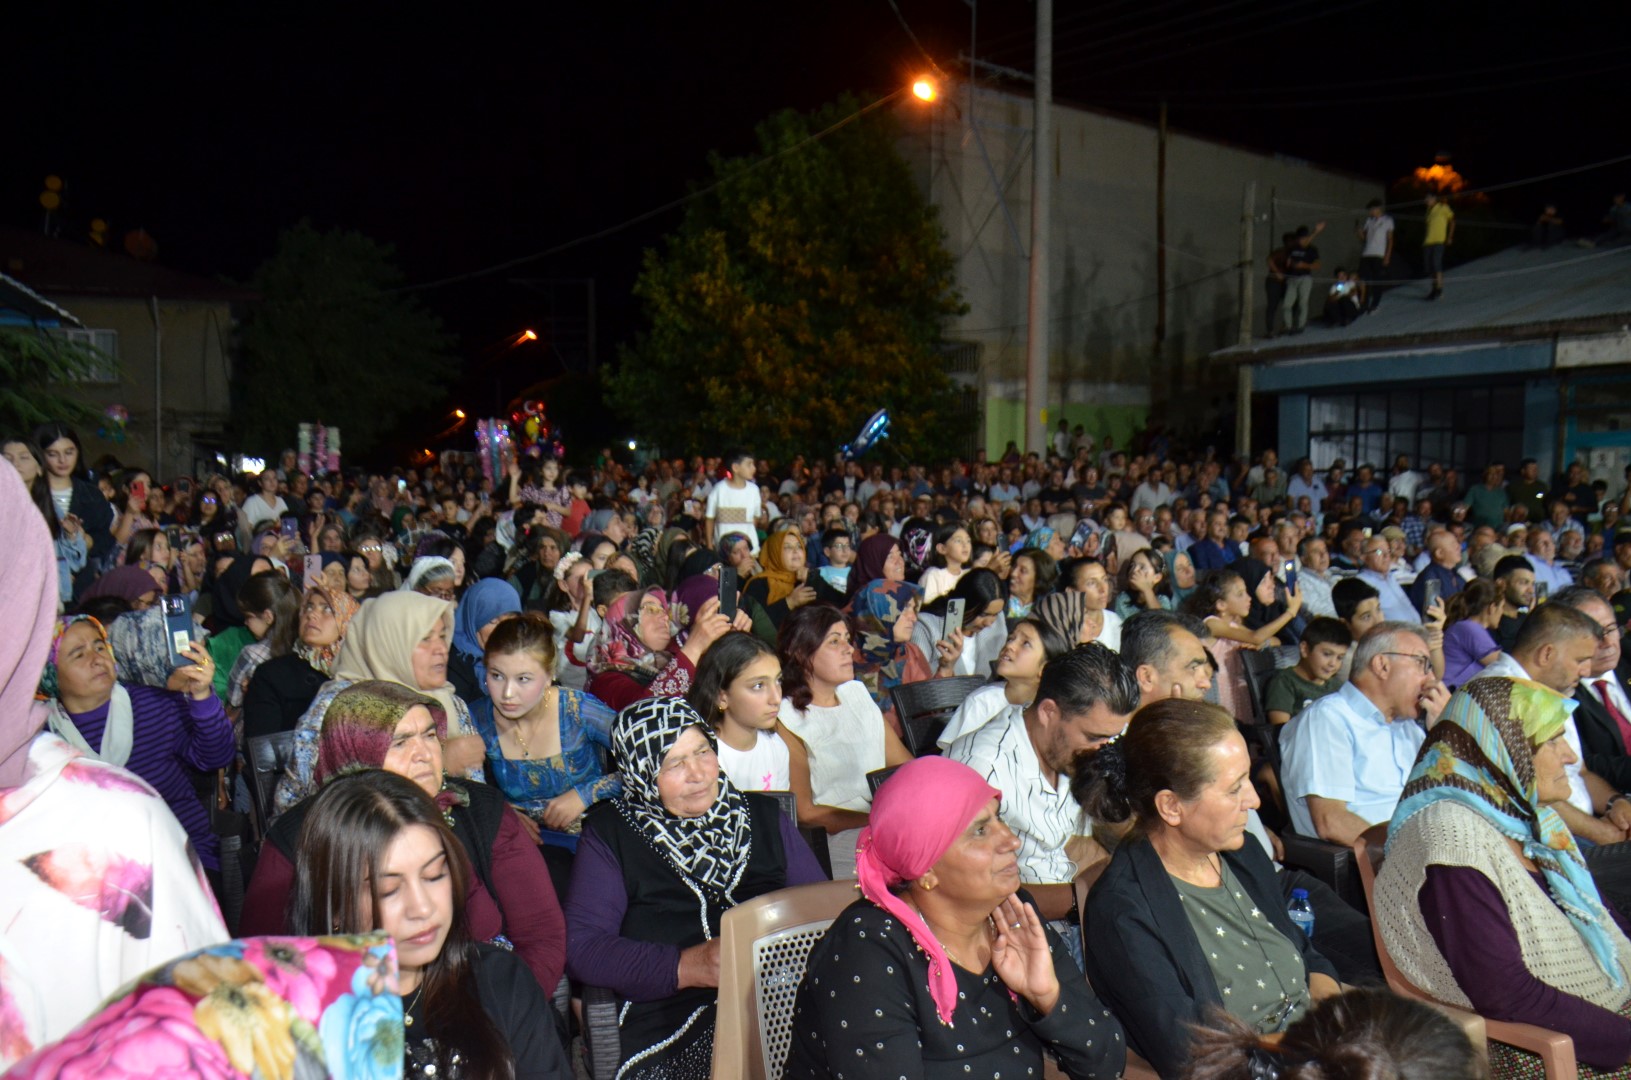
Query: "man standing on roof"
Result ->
[[1281, 222, 1325, 335], [1422, 192, 1455, 301], [1356, 198, 1395, 311]]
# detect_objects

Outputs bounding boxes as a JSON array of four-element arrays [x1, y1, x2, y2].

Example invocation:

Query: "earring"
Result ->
[[920, 878, 935, 891]]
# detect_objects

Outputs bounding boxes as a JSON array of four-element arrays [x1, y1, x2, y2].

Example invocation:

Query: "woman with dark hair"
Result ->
[[1183, 987, 1478, 1080], [510, 524, 569, 611], [472, 613, 620, 898], [563, 698, 826, 1079], [912, 567, 1007, 677], [32, 422, 115, 596], [784, 756, 1124, 1080], [289, 768, 571, 1079], [224, 569, 301, 712], [1074, 698, 1340, 1076], [251, 680, 568, 1005], [416, 531, 467, 591], [1440, 577, 1503, 688], [936, 616, 1072, 750], [776, 603, 913, 878], [343, 548, 379, 601], [122, 526, 173, 593], [688, 630, 789, 792], [1116, 546, 1172, 618], [4, 436, 87, 605], [1006, 545, 1057, 619]]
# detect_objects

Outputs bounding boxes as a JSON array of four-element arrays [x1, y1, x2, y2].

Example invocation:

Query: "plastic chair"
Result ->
[[711, 879, 859, 1080], [244, 731, 295, 838], [765, 790, 833, 880], [888, 675, 988, 756], [1352, 833, 1575, 1078]]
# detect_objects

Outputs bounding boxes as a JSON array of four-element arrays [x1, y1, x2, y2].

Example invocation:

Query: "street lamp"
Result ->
[[520, 329, 538, 342], [911, 78, 938, 103]]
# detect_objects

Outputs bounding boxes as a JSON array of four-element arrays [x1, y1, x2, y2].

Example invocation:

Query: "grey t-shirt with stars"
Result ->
[[1171, 863, 1311, 1033]]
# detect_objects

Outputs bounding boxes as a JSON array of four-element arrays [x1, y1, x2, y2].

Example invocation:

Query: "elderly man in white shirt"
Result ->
[[1356, 533, 1420, 622]]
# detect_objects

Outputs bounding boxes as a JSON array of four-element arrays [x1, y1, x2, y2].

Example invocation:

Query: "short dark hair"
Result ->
[[1493, 554, 1534, 582], [1366, 198, 1384, 210], [591, 568, 639, 608], [1332, 577, 1380, 622], [1512, 599, 1603, 656], [1297, 534, 1326, 560], [1121, 609, 1208, 674], [778, 603, 854, 712], [1301, 616, 1353, 650], [820, 526, 853, 550], [1035, 642, 1139, 720], [725, 449, 754, 468]]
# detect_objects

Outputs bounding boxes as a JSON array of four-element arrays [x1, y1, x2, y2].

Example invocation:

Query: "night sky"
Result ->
[[10, 1, 1629, 437]]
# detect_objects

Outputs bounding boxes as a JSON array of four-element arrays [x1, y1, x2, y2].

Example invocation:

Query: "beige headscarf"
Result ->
[[333, 591, 459, 723]]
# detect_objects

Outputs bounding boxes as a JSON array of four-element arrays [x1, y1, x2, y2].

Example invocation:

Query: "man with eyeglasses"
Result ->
[[1280, 622, 1450, 845], [812, 526, 856, 604], [1357, 533, 1421, 623], [948, 643, 1138, 970]]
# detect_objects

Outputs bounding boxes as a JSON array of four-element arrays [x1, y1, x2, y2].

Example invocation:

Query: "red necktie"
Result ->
[[1595, 678, 1631, 751]]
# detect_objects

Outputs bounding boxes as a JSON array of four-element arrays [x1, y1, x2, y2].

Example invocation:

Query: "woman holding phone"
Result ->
[[32, 422, 115, 595]]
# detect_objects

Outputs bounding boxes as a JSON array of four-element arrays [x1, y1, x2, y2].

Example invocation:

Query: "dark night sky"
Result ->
[[10, 1, 1630, 424]]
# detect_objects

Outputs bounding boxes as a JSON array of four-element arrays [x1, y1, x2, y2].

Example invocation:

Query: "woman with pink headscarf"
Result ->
[[782, 756, 1125, 1079], [0, 461, 225, 1070]]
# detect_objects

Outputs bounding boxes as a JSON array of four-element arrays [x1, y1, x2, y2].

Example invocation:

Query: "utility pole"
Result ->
[[1024, 0, 1052, 456], [1236, 181, 1256, 457], [1154, 101, 1168, 389]]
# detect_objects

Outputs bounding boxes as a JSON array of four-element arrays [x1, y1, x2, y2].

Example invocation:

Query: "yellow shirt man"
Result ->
[[1424, 201, 1455, 245]]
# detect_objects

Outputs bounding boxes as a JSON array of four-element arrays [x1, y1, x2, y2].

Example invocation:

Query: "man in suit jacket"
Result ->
[[1565, 588, 1631, 792]]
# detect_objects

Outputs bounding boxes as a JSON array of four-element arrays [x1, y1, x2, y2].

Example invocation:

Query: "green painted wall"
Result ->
[[983, 398, 1149, 462]]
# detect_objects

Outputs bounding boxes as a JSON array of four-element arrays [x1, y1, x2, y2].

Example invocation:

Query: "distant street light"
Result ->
[[911, 78, 937, 103], [520, 329, 538, 342], [454, 408, 466, 420]]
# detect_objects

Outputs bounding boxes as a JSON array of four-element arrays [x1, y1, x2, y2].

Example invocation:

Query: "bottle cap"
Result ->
[[1291, 888, 1309, 900]]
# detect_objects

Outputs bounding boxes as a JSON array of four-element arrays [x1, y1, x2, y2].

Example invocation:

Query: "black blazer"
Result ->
[[1573, 660, 1631, 791], [1083, 835, 1338, 1078]]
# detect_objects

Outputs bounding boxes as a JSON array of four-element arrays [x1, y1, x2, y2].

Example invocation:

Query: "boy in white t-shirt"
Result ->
[[705, 449, 764, 555]]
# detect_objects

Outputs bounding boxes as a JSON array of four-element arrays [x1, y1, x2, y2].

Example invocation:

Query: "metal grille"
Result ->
[[753, 920, 833, 1080]]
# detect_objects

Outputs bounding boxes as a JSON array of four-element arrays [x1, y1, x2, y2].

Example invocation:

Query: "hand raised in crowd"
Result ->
[[990, 895, 1059, 1017], [1423, 596, 1447, 629], [934, 627, 965, 675], [174, 641, 216, 701], [1283, 582, 1304, 617], [1129, 557, 1160, 596], [683, 596, 734, 656]]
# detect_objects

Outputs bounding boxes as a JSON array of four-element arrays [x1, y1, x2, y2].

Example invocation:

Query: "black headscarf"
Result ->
[[1236, 558, 1288, 632], [209, 554, 259, 629]]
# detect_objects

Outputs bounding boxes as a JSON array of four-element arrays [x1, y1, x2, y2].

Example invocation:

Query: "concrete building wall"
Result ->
[[897, 86, 1383, 460], [58, 296, 236, 480]]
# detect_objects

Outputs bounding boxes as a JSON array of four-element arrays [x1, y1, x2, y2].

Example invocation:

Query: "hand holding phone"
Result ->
[[944, 598, 966, 643], [304, 554, 323, 590], [1421, 577, 1442, 614], [162, 595, 196, 671], [718, 566, 739, 620], [279, 516, 299, 541], [1282, 558, 1298, 594]]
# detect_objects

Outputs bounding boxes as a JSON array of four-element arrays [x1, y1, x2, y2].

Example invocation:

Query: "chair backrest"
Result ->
[[866, 765, 900, 797], [765, 790, 833, 880], [244, 731, 296, 837], [1239, 648, 1278, 728], [889, 675, 988, 755], [712, 879, 859, 1080]]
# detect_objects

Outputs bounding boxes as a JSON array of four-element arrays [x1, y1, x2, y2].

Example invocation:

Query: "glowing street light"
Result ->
[[911, 78, 937, 103], [453, 408, 466, 420], [520, 329, 538, 342]]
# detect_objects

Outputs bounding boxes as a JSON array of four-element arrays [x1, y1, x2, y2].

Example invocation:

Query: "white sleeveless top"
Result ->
[[778, 680, 886, 812]]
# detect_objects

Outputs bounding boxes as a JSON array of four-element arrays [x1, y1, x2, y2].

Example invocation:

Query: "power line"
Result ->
[[1073, 0, 1379, 80], [884, 0, 946, 76], [1049, 0, 1288, 68], [394, 90, 907, 293]]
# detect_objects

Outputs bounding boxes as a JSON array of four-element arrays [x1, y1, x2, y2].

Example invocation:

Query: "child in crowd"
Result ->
[[1264, 616, 1352, 724], [688, 630, 790, 792]]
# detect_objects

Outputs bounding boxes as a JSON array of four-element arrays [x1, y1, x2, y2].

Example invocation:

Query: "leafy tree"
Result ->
[[609, 96, 966, 464], [0, 328, 107, 432], [234, 222, 457, 457]]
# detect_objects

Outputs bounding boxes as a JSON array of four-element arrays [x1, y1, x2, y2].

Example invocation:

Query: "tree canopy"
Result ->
[[608, 96, 965, 464], [0, 328, 106, 433], [233, 222, 456, 457]]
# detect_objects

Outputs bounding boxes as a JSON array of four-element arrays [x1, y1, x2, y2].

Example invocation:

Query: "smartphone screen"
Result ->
[[718, 566, 738, 620], [1069, 519, 1096, 552], [944, 598, 966, 642], [303, 554, 323, 590], [1282, 558, 1298, 593], [1536, 581, 1550, 603], [162, 595, 195, 669], [1422, 577, 1441, 613], [279, 515, 299, 540]]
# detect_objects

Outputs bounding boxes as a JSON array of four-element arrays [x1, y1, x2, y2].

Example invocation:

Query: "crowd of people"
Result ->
[[7, 414, 1631, 1077]]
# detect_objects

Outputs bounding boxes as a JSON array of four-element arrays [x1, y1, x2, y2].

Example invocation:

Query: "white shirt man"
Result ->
[[1357, 536, 1420, 623]]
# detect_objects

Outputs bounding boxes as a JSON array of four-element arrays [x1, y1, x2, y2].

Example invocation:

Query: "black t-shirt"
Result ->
[[1039, 484, 1073, 509], [1072, 483, 1108, 505], [1285, 244, 1319, 275], [403, 945, 572, 1079]]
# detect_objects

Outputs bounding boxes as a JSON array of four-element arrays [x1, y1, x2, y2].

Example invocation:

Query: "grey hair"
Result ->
[[1352, 621, 1427, 675]]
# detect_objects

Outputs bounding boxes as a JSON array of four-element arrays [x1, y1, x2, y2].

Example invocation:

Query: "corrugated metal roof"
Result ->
[[0, 270, 85, 328], [1217, 242, 1631, 361]]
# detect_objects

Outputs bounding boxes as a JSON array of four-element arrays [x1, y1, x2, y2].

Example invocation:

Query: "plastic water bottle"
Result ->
[[1287, 888, 1315, 940]]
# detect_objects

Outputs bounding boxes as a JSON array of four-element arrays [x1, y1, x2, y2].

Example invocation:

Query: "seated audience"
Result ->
[[448, 577, 523, 705], [289, 769, 571, 1078], [585, 584, 736, 710], [743, 525, 818, 629], [1183, 567, 1302, 721], [1263, 616, 1352, 724], [1377, 677, 1631, 1074], [936, 616, 1071, 749], [242, 582, 359, 738], [850, 579, 959, 736], [1075, 698, 1341, 1076], [1280, 622, 1449, 844], [564, 698, 825, 1079], [688, 630, 791, 791], [1440, 578, 1504, 688], [784, 755, 1126, 1080], [912, 568, 1007, 675]]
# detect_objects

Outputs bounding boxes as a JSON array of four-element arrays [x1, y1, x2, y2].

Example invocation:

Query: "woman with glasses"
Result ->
[[563, 698, 826, 1079], [1073, 698, 1341, 1077], [241, 582, 360, 738]]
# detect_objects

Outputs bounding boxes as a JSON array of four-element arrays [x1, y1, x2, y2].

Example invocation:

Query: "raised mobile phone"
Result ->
[[304, 554, 323, 590], [279, 515, 299, 541], [1282, 558, 1298, 593], [161, 595, 195, 670], [1536, 581, 1550, 603], [1069, 519, 1097, 552], [718, 566, 739, 620], [1422, 577, 1441, 613], [944, 598, 966, 642]]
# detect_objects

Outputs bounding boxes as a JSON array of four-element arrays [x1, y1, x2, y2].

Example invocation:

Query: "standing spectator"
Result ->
[[1585, 191, 1631, 247], [1286, 458, 1328, 512], [1281, 224, 1324, 335], [1421, 191, 1455, 300], [703, 449, 762, 554], [1465, 464, 1511, 530], [1506, 457, 1548, 519], [1533, 203, 1566, 247], [1356, 198, 1395, 310], [1264, 231, 1293, 338]]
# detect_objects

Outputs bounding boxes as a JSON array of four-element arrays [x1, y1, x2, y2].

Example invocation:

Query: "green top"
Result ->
[[1171, 862, 1311, 1034], [1263, 667, 1338, 721], [205, 625, 255, 700]]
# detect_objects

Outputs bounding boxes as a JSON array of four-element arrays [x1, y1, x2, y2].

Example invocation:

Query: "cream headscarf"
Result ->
[[333, 591, 459, 723]]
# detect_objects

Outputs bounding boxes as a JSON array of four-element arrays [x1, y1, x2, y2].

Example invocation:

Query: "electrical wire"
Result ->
[[1049, 0, 1302, 68], [393, 89, 907, 293]]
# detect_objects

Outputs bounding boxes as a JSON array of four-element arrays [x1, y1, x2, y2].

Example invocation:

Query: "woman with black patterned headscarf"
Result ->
[[562, 697, 827, 1079]]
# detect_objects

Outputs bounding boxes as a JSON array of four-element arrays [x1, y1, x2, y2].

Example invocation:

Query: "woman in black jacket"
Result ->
[[1072, 697, 1340, 1077], [34, 422, 115, 597]]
